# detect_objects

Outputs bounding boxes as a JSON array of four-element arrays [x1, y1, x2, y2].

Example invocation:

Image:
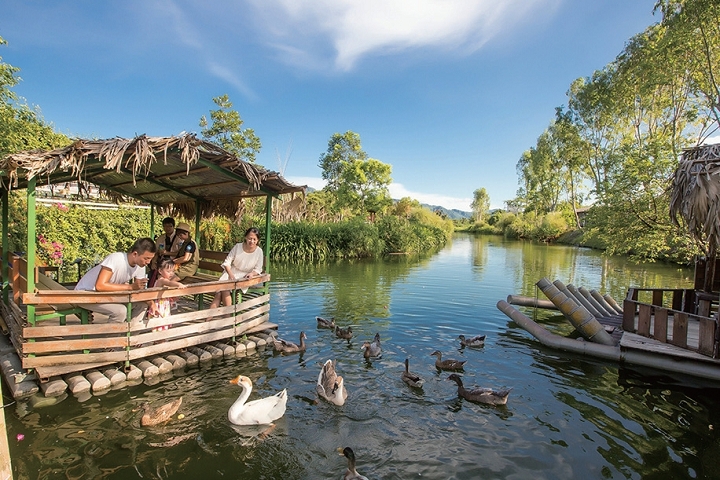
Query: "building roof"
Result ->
[[0, 133, 305, 219]]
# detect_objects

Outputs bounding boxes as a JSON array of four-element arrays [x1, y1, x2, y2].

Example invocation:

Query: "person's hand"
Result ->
[[147, 301, 159, 317], [131, 277, 148, 290]]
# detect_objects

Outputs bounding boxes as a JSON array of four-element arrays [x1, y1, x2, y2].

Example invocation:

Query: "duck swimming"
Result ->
[[141, 397, 183, 426], [228, 375, 288, 425], [361, 333, 382, 359], [447, 373, 511, 405], [316, 316, 336, 329], [317, 359, 348, 406], [338, 447, 369, 480], [430, 350, 466, 371], [335, 325, 353, 340], [458, 334, 486, 348], [273, 331, 307, 354], [401, 358, 423, 388]]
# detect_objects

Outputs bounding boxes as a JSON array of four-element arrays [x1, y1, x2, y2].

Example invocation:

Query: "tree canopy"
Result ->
[[199, 94, 261, 164]]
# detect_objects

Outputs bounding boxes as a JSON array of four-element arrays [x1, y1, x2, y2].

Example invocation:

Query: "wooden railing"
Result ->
[[623, 287, 719, 358], [5, 251, 273, 376]]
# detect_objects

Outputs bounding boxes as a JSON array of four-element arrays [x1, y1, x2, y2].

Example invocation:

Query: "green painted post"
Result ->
[[150, 205, 155, 238], [27, 178, 37, 326], [264, 195, 272, 274], [2, 188, 8, 304], [194, 199, 201, 245]]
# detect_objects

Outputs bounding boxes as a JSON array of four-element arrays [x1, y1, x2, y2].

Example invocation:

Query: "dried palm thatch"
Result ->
[[670, 144, 720, 253], [670, 143, 720, 291], [0, 133, 305, 220]]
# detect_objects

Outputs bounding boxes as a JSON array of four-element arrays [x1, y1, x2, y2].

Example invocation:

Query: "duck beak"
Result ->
[[337, 447, 345, 456], [229, 376, 240, 385]]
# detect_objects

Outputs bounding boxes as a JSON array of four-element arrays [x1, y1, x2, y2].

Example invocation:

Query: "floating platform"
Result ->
[[499, 278, 720, 383]]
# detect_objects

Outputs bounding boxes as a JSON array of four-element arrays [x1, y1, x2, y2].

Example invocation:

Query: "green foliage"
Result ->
[[470, 188, 490, 223], [0, 37, 70, 157], [199, 94, 261, 164], [317, 131, 393, 217]]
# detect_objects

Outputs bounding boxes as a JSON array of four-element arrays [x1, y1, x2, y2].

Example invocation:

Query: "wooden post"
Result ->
[[264, 195, 272, 275], [0, 381, 12, 479], [27, 178, 37, 326], [1, 188, 8, 305]]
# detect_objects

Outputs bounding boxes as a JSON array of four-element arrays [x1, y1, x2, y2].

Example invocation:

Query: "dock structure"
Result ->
[[500, 275, 720, 382], [0, 134, 304, 399]]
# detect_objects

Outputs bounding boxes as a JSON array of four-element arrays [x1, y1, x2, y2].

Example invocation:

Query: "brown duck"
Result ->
[[430, 350, 466, 371], [316, 316, 336, 329], [335, 325, 353, 340], [401, 358, 423, 388], [273, 331, 307, 354], [447, 373, 511, 405], [141, 397, 183, 426]]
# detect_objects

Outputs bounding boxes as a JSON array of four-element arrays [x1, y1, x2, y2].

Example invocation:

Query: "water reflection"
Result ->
[[7, 234, 717, 479]]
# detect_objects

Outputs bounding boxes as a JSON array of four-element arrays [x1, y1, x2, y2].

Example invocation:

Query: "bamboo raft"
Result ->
[[501, 277, 720, 383]]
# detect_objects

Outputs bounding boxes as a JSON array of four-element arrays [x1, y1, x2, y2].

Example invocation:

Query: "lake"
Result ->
[[7, 233, 720, 480]]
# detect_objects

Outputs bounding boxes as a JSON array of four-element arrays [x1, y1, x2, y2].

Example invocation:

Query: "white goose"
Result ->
[[228, 375, 287, 425], [317, 359, 348, 406]]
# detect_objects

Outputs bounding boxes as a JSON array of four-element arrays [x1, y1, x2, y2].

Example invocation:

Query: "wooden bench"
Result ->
[[12, 255, 89, 325], [183, 250, 268, 307]]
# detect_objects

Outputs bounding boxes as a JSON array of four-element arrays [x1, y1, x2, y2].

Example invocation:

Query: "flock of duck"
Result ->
[[223, 315, 511, 479]]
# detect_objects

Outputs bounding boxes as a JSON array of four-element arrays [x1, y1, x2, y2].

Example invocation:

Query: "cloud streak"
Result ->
[[247, 0, 557, 70]]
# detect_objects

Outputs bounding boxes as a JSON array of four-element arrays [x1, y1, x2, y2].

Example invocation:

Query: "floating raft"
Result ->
[[0, 329, 278, 402], [499, 278, 720, 383]]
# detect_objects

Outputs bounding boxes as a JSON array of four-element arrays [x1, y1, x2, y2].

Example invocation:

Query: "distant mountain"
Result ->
[[421, 204, 472, 220]]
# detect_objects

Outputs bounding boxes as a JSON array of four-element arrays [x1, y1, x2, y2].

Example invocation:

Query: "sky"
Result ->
[[1, 0, 660, 211]]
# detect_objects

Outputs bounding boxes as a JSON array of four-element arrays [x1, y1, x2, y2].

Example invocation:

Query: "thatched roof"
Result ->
[[0, 133, 305, 219], [669, 143, 720, 255]]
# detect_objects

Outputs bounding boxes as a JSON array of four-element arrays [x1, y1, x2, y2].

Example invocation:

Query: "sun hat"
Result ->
[[176, 222, 192, 233]]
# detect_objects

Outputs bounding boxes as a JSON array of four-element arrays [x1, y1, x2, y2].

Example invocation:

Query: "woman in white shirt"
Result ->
[[209, 227, 264, 310]]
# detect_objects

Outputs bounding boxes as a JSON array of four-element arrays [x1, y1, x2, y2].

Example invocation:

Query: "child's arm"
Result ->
[[156, 278, 186, 288]]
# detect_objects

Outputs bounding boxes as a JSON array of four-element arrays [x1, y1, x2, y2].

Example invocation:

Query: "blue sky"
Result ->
[[1, 0, 659, 211]]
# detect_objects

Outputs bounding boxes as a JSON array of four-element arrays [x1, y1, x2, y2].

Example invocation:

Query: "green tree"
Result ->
[[470, 188, 490, 223], [318, 131, 368, 192], [318, 131, 392, 217], [0, 36, 69, 157], [199, 94, 261, 164]]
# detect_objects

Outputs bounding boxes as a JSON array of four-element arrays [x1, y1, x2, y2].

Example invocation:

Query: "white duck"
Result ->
[[317, 359, 348, 406], [228, 375, 287, 425]]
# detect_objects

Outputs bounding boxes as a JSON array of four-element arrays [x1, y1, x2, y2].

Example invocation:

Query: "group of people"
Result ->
[[73, 217, 264, 326]]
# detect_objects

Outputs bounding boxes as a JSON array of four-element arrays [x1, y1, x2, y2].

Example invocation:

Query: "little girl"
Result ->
[[151, 258, 186, 329]]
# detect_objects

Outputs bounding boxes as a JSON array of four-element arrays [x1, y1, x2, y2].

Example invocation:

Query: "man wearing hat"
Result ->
[[172, 222, 199, 280]]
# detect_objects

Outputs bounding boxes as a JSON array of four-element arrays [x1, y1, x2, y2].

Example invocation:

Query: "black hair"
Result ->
[[162, 217, 175, 227], [158, 258, 175, 271], [244, 227, 261, 238], [130, 237, 157, 255]]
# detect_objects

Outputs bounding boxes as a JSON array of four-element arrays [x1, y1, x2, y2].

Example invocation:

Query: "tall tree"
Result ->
[[318, 131, 392, 217], [199, 94, 261, 164], [319, 131, 368, 192], [470, 188, 490, 223], [0, 36, 68, 157]]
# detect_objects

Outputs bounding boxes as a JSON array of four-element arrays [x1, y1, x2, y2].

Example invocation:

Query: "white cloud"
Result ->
[[389, 182, 472, 212], [247, 0, 558, 71], [285, 176, 327, 191], [285, 177, 472, 211]]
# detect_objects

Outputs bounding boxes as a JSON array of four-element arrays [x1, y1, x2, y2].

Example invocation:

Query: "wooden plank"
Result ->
[[34, 361, 116, 379], [653, 307, 668, 342], [623, 299, 636, 331], [652, 290, 664, 307], [671, 290, 684, 311], [23, 349, 128, 368], [199, 250, 228, 262], [638, 304, 652, 336], [621, 332, 720, 363], [698, 317, 716, 357], [23, 291, 130, 304], [670, 312, 688, 348], [23, 322, 128, 338], [21, 337, 128, 354]]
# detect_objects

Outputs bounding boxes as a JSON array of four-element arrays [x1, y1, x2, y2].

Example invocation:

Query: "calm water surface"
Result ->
[[8, 234, 720, 480]]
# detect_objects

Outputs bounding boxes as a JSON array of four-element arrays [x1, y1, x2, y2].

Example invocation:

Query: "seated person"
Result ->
[[151, 258, 186, 327], [172, 222, 199, 281], [149, 216, 184, 286], [74, 238, 159, 325]]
